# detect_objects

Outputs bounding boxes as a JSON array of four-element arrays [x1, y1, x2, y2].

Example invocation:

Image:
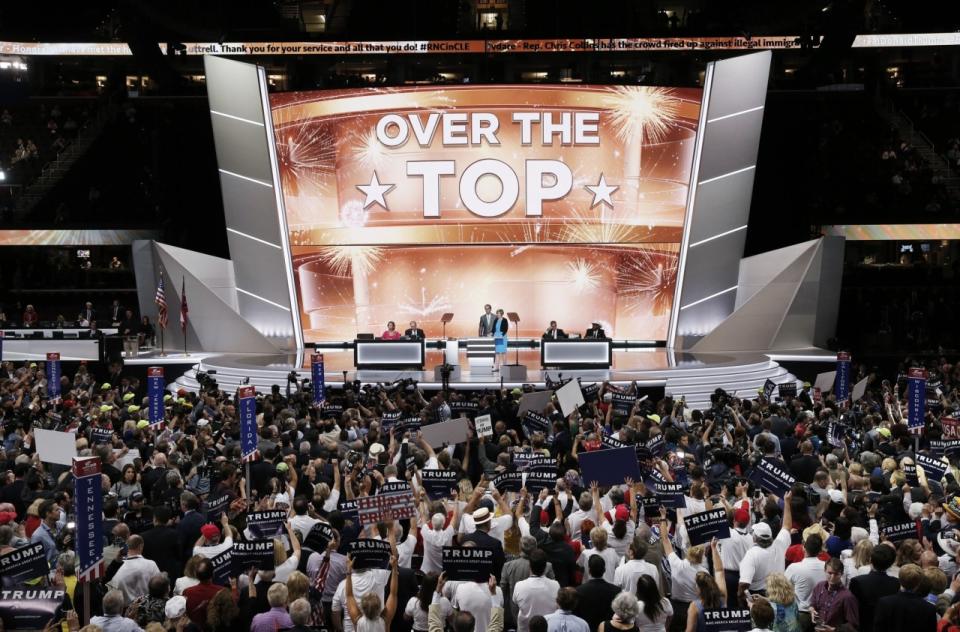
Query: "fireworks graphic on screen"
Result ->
[[604, 86, 681, 145], [617, 249, 678, 316], [560, 209, 635, 244], [398, 287, 453, 318], [275, 120, 336, 196], [318, 245, 384, 277], [349, 129, 388, 169], [566, 258, 601, 293]]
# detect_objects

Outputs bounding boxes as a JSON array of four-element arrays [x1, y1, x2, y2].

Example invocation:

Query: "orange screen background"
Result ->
[[270, 85, 702, 341]]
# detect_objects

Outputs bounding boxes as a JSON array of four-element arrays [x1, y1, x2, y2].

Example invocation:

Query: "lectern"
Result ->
[[440, 313, 454, 339]]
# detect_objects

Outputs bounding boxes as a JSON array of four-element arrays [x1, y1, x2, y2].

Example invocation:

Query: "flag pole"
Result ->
[[182, 276, 189, 357], [157, 270, 166, 357]]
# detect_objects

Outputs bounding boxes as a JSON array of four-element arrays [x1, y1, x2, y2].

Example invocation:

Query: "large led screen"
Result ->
[[270, 85, 702, 341]]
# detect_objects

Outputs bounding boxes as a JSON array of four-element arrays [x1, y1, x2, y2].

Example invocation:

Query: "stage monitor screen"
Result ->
[[269, 85, 702, 342]]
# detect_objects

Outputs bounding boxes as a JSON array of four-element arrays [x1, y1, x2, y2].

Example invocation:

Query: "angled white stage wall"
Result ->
[[668, 51, 772, 350], [134, 52, 840, 358]]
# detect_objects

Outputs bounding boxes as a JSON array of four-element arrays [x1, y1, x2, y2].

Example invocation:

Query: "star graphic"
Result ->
[[356, 172, 395, 210], [584, 174, 618, 209]]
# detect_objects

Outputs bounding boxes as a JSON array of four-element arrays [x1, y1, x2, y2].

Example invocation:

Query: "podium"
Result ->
[[466, 338, 496, 375], [433, 339, 461, 381], [501, 311, 527, 381]]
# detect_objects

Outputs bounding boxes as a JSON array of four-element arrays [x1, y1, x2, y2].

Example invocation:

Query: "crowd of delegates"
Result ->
[[3, 357, 960, 632]]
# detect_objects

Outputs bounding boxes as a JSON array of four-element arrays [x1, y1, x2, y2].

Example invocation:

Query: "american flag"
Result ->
[[180, 276, 188, 333], [155, 273, 168, 329]]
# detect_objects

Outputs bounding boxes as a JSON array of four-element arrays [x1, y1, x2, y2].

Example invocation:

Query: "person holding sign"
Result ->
[[344, 552, 400, 632], [657, 507, 711, 632], [192, 513, 232, 560], [432, 572, 503, 632], [737, 491, 793, 606]]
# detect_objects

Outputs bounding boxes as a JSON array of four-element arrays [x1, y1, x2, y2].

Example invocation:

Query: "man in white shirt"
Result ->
[[719, 507, 754, 608], [453, 577, 504, 632], [421, 505, 457, 575], [784, 533, 827, 615], [432, 574, 502, 632], [567, 492, 596, 542], [192, 514, 234, 560], [108, 535, 161, 606], [613, 538, 660, 594], [513, 550, 560, 632], [737, 491, 793, 605], [290, 498, 319, 540]]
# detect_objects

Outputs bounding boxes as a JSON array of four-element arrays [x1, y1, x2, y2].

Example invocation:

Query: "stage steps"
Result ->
[[168, 354, 799, 412]]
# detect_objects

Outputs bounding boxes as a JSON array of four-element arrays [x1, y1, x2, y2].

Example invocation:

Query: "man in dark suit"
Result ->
[[872, 563, 936, 632], [77, 302, 96, 326], [789, 440, 821, 484], [575, 556, 619, 631], [460, 508, 505, 581], [141, 505, 184, 580], [528, 500, 577, 587], [404, 321, 425, 340], [478, 304, 495, 336], [119, 309, 138, 337], [389, 565, 419, 632], [585, 322, 607, 339], [177, 491, 205, 560], [849, 544, 900, 632], [109, 300, 123, 325], [542, 321, 567, 340]]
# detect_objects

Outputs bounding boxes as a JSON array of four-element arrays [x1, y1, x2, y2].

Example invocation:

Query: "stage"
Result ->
[[145, 345, 833, 409]]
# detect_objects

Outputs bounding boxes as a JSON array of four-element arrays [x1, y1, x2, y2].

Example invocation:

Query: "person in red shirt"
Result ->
[[381, 321, 401, 340], [183, 557, 226, 631]]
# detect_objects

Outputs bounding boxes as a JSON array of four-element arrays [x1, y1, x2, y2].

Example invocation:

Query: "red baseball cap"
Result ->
[[614, 504, 629, 522], [200, 523, 220, 539]]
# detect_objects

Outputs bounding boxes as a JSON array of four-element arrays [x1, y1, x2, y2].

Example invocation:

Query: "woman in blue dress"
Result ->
[[493, 308, 508, 371]]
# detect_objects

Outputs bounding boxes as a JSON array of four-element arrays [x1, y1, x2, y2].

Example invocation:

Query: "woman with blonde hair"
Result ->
[[286, 571, 310, 603], [765, 573, 800, 632], [345, 552, 399, 632], [577, 524, 621, 584], [174, 555, 204, 595], [895, 538, 923, 570], [843, 539, 874, 584]]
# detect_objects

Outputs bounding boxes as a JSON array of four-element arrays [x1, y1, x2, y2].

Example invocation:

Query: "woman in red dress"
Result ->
[[381, 321, 401, 340]]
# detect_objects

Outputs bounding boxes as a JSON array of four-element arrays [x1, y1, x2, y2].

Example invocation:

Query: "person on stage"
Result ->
[[585, 322, 607, 339], [493, 309, 508, 371], [381, 321, 402, 340], [478, 304, 496, 337], [404, 321, 425, 340], [543, 321, 567, 340]]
